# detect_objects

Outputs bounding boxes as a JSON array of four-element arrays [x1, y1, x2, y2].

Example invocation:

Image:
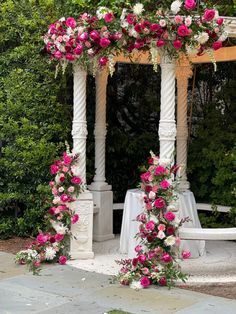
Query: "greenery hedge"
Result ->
[[0, 0, 235, 238]]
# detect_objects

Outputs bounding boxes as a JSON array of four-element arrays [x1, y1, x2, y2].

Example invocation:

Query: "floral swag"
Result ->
[[44, 1, 228, 74]]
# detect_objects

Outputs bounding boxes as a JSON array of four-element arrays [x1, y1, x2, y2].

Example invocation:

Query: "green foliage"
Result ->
[[0, 216, 15, 239]]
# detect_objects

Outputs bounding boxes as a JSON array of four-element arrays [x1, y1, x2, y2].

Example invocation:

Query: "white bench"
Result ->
[[179, 227, 236, 241]]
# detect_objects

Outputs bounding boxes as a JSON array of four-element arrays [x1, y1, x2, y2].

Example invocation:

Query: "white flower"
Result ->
[[96, 6, 109, 19], [121, 20, 129, 28], [149, 191, 156, 200], [171, 0, 182, 14], [164, 236, 176, 246], [58, 187, 64, 193], [215, 10, 219, 19], [129, 28, 138, 38], [51, 221, 68, 234], [219, 31, 228, 42], [59, 17, 65, 22], [71, 165, 80, 176], [167, 204, 176, 212], [130, 280, 143, 290], [120, 8, 127, 21], [195, 32, 209, 45], [150, 214, 159, 224], [157, 231, 166, 239], [133, 3, 144, 15], [185, 16, 192, 27], [159, 19, 166, 27], [45, 247, 57, 260], [53, 196, 60, 205]]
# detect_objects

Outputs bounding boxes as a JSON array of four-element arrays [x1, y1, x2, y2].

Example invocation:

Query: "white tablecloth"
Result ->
[[120, 189, 205, 258]]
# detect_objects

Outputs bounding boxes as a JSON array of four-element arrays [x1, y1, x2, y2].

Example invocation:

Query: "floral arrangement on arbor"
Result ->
[[44, 1, 227, 74], [116, 152, 190, 289], [15, 151, 84, 274]]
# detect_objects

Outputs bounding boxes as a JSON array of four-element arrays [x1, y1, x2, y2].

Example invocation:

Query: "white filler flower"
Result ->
[[133, 3, 144, 15], [130, 280, 143, 290], [171, 0, 182, 14], [45, 247, 57, 260]]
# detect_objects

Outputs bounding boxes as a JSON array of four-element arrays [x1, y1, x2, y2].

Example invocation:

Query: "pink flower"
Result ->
[[161, 253, 172, 263], [146, 220, 155, 231], [166, 226, 175, 235], [134, 23, 142, 33], [65, 53, 75, 61], [140, 171, 152, 182], [140, 276, 150, 288], [160, 179, 170, 190], [71, 176, 82, 185], [90, 30, 100, 40], [100, 38, 111, 48], [33, 261, 41, 268], [104, 12, 114, 23], [52, 187, 58, 196], [142, 267, 150, 275], [217, 18, 224, 26], [68, 186, 75, 193], [60, 194, 69, 203], [173, 39, 183, 50], [59, 255, 67, 265], [157, 230, 165, 239], [164, 211, 176, 221], [154, 198, 166, 209], [158, 224, 166, 231], [59, 173, 65, 182], [154, 166, 166, 176], [138, 254, 146, 264], [54, 51, 63, 60], [212, 41, 222, 50], [74, 44, 83, 55], [66, 17, 77, 28], [99, 56, 108, 66], [50, 164, 59, 174], [126, 13, 136, 25], [156, 39, 165, 47], [135, 245, 143, 253], [49, 181, 54, 187], [36, 233, 48, 245], [175, 237, 181, 246], [204, 9, 215, 22], [132, 258, 138, 267], [148, 251, 155, 259], [150, 23, 160, 32], [159, 277, 167, 286], [78, 32, 89, 41], [55, 233, 64, 242], [136, 214, 147, 222], [177, 25, 190, 37], [174, 15, 183, 24], [184, 0, 196, 10], [182, 250, 191, 259], [71, 214, 79, 224]]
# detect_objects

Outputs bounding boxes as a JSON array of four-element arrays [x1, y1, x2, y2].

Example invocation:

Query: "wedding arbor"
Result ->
[[43, 2, 236, 259]]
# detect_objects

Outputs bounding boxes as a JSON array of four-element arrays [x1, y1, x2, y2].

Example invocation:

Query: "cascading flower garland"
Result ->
[[15, 151, 84, 274], [44, 1, 228, 74], [116, 152, 190, 289]]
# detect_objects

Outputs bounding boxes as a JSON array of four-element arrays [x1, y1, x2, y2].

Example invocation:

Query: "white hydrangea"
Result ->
[[171, 0, 182, 14], [164, 235, 176, 246], [45, 247, 57, 260], [133, 3, 144, 15], [195, 32, 209, 44], [130, 280, 143, 290]]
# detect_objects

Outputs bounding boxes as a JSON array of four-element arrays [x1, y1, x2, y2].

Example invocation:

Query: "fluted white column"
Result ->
[[159, 54, 177, 164], [90, 69, 111, 191], [176, 61, 193, 191]]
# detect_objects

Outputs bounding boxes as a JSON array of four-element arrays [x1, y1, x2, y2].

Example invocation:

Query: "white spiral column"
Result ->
[[176, 61, 193, 191], [70, 64, 94, 259], [158, 53, 177, 164], [89, 68, 114, 242]]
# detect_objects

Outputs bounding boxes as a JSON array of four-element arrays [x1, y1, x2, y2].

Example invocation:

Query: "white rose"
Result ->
[[159, 19, 166, 27], [133, 3, 144, 15], [149, 191, 156, 200], [170, 0, 182, 14], [130, 280, 143, 290], [195, 32, 209, 44], [185, 16, 192, 27], [58, 187, 64, 193], [164, 236, 176, 246], [157, 231, 166, 239]]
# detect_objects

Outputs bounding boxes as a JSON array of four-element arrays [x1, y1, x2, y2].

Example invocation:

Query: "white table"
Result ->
[[120, 189, 205, 258]]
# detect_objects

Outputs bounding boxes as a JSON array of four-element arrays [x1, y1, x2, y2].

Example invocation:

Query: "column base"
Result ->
[[93, 233, 115, 242], [89, 182, 112, 191], [70, 251, 94, 260]]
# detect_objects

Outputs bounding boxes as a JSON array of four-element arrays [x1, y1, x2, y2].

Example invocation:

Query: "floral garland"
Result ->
[[116, 152, 190, 289], [44, 1, 227, 74], [15, 150, 84, 274]]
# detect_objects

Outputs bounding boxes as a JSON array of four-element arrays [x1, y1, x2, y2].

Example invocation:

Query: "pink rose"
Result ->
[[52, 187, 58, 196], [138, 254, 146, 264], [212, 41, 222, 51], [36, 233, 48, 245], [148, 251, 155, 259], [71, 176, 82, 185], [159, 277, 167, 286], [140, 276, 150, 288], [173, 39, 183, 50], [78, 32, 89, 41], [66, 17, 77, 29], [132, 258, 138, 267], [146, 220, 155, 231], [33, 260, 41, 268], [154, 166, 166, 176], [217, 18, 224, 26], [150, 23, 160, 32], [58, 205, 68, 212], [50, 164, 59, 174], [158, 224, 166, 231], [174, 15, 183, 24], [154, 198, 166, 209], [49, 181, 54, 187], [55, 233, 64, 242], [54, 51, 63, 60], [182, 250, 191, 259], [157, 230, 165, 239], [164, 211, 176, 221], [65, 53, 75, 61], [104, 12, 114, 23], [177, 25, 190, 37], [134, 23, 142, 33], [156, 39, 165, 47], [59, 255, 67, 265], [60, 194, 69, 203], [140, 171, 152, 182], [142, 267, 150, 275], [135, 245, 143, 253], [160, 179, 170, 190], [100, 38, 111, 48], [126, 13, 136, 25], [184, 0, 196, 10], [204, 9, 215, 22], [74, 44, 83, 55], [71, 214, 79, 224], [161, 253, 172, 263], [99, 56, 108, 66], [90, 30, 100, 40]]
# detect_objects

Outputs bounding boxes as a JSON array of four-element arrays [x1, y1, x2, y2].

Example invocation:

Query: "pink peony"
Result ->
[[104, 12, 114, 23], [212, 41, 222, 50], [71, 176, 82, 185], [159, 277, 167, 286], [182, 250, 191, 259], [36, 233, 48, 245], [140, 276, 151, 288], [154, 166, 166, 176], [60, 194, 69, 203], [50, 164, 59, 175], [184, 0, 196, 10], [59, 255, 67, 265], [90, 30, 100, 40], [66, 17, 77, 28], [204, 9, 215, 22], [177, 25, 190, 37], [100, 38, 111, 48], [175, 15, 183, 24], [173, 39, 183, 50], [161, 253, 172, 263], [156, 39, 166, 47], [55, 233, 64, 242], [154, 198, 166, 209], [160, 179, 170, 189], [71, 214, 79, 224], [99, 56, 108, 66], [217, 18, 224, 26], [126, 13, 136, 25], [146, 220, 155, 231], [164, 211, 176, 221]]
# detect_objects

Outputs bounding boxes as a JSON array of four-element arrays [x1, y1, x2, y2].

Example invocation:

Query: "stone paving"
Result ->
[[0, 251, 236, 314]]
